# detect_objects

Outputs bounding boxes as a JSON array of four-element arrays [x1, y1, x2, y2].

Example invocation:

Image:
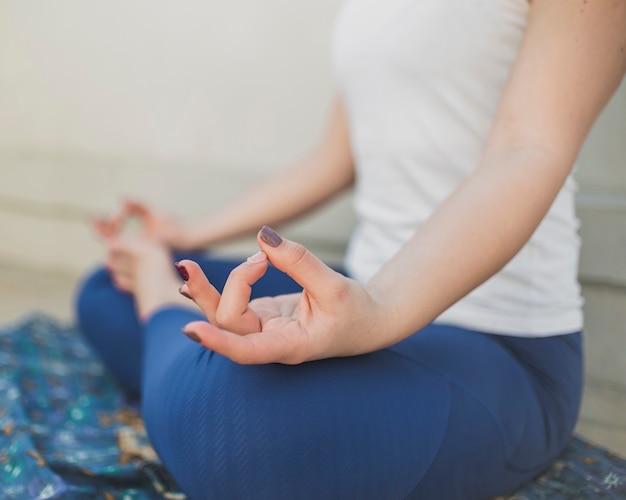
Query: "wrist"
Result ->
[[364, 276, 426, 349], [167, 220, 204, 251]]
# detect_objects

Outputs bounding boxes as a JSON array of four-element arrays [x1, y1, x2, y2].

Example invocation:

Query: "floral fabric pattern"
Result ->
[[0, 315, 184, 499]]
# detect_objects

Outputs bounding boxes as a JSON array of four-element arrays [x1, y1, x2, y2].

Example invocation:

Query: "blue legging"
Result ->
[[75, 255, 583, 499]]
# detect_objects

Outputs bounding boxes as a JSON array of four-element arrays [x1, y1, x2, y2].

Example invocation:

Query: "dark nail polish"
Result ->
[[179, 285, 192, 299], [260, 226, 282, 248], [183, 329, 201, 343], [175, 262, 189, 281]]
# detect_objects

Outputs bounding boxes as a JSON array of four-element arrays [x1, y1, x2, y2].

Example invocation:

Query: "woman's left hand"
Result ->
[[178, 226, 388, 365]]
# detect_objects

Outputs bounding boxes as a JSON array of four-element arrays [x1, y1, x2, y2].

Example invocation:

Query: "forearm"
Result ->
[[191, 152, 352, 247], [185, 100, 354, 248], [365, 147, 571, 347]]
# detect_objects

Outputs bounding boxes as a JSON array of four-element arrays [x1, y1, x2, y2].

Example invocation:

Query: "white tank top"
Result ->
[[332, 0, 583, 336]]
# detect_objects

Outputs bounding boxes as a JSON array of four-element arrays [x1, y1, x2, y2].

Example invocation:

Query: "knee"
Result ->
[[74, 265, 143, 395], [74, 266, 114, 324], [75, 266, 138, 331]]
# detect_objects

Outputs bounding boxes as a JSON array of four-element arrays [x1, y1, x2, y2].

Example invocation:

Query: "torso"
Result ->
[[332, 0, 583, 336]]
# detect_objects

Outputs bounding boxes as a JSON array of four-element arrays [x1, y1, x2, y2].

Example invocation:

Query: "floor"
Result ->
[[1, 263, 625, 457]]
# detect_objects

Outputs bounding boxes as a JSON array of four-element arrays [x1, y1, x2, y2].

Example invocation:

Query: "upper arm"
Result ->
[[486, 0, 626, 167]]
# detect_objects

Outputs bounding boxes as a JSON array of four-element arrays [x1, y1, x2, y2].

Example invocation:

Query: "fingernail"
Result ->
[[182, 328, 201, 343], [179, 285, 192, 299], [246, 251, 267, 264], [260, 226, 282, 248], [174, 262, 189, 281]]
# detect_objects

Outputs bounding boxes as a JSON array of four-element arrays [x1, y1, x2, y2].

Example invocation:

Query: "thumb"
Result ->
[[123, 199, 150, 217], [257, 226, 342, 298], [91, 216, 116, 240]]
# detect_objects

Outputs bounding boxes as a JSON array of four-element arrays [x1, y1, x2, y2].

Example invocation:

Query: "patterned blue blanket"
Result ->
[[1, 316, 625, 499]]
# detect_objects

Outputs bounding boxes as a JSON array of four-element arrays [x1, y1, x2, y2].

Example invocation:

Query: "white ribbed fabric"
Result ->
[[332, 0, 583, 336]]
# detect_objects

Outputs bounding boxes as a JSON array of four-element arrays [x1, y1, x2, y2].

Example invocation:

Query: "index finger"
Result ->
[[122, 200, 151, 219], [257, 226, 347, 304], [176, 260, 222, 325]]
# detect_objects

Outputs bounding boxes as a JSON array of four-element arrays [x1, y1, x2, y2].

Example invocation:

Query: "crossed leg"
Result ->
[[75, 251, 581, 499]]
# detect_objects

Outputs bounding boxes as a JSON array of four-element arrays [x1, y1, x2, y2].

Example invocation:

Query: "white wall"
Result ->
[[1, 2, 625, 289], [575, 83, 626, 389], [0, 0, 352, 274], [0, 0, 341, 167]]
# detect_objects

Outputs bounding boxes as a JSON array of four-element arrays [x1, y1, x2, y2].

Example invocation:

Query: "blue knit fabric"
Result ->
[[75, 255, 583, 499]]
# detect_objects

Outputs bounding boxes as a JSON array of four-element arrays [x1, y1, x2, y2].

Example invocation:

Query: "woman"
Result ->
[[77, 0, 626, 498]]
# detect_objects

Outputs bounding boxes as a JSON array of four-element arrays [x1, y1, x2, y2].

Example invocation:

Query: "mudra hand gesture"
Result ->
[[178, 226, 385, 365], [92, 199, 199, 251]]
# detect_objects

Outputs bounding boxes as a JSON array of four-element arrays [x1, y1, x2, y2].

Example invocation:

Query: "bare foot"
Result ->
[[106, 236, 196, 320]]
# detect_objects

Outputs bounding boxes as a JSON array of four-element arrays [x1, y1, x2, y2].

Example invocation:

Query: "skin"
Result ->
[[98, 0, 626, 365], [96, 100, 354, 251]]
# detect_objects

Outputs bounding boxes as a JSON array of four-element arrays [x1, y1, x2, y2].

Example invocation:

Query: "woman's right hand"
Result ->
[[177, 227, 388, 365], [92, 200, 200, 251]]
